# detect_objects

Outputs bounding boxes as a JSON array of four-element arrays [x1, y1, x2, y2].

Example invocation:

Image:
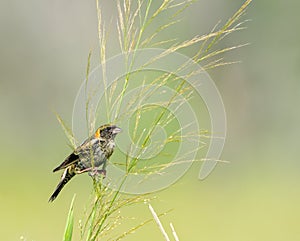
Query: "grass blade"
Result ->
[[63, 195, 76, 241]]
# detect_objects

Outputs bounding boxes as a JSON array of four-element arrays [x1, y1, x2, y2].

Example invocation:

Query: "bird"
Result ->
[[49, 124, 122, 202]]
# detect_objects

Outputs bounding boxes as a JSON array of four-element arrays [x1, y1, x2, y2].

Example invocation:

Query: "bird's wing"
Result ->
[[53, 137, 97, 172], [53, 152, 79, 172]]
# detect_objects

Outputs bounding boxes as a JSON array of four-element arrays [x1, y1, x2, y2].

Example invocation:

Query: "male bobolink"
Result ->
[[49, 124, 121, 202]]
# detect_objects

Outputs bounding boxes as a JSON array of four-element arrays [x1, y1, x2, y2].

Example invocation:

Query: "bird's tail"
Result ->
[[49, 168, 75, 202]]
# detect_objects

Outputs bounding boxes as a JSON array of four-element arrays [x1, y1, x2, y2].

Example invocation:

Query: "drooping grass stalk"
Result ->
[[204, 0, 252, 55], [113, 0, 252, 175]]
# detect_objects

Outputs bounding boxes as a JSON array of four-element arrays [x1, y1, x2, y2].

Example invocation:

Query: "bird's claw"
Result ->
[[89, 169, 106, 179]]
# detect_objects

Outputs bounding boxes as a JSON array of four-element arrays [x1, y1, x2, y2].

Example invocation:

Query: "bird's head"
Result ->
[[94, 124, 122, 140]]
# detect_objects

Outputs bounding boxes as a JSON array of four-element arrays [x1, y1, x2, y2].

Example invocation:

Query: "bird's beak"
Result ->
[[113, 126, 122, 134]]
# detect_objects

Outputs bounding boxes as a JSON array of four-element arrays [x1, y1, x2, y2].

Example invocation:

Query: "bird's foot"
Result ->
[[88, 169, 106, 179], [98, 169, 106, 177]]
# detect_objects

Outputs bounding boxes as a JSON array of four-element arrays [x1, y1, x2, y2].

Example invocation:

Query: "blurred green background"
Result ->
[[1, 0, 300, 240]]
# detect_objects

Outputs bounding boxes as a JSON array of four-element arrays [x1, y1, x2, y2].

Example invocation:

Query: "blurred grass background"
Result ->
[[1, 0, 300, 240]]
